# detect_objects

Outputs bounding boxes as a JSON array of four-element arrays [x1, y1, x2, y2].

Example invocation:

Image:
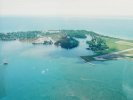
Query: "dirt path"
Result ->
[[113, 48, 133, 54]]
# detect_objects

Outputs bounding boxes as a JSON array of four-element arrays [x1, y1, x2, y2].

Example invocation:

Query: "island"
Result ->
[[0, 30, 133, 62]]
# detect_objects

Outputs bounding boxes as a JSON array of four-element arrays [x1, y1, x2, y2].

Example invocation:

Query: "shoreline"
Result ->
[[0, 30, 133, 62], [1, 30, 133, 41]]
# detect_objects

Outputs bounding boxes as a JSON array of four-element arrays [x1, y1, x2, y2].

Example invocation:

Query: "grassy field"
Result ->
[[104, 38, 133, 51], [81, 36, 133, 62]]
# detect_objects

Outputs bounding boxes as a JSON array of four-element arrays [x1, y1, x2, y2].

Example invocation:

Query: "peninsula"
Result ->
[[0, 30, 133, 62]]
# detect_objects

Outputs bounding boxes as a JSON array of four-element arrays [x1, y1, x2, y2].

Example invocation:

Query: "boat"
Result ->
[[3, 62, 8, 65], [3, 59, 8, 65]]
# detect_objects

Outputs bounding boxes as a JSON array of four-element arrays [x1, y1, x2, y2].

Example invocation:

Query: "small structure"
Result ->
[[32, 37, 53, 45], [47, 30, 60, 33]]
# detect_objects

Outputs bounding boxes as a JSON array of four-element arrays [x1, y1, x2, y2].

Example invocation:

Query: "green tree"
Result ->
[[87, 36, 108, 52], [55, 36, 79, 49]]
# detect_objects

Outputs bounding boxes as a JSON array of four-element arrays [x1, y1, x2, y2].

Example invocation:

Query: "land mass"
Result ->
[[0, 30, 133, 62]]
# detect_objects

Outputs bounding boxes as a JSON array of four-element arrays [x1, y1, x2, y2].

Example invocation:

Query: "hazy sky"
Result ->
[[0, 0, 133, 17]]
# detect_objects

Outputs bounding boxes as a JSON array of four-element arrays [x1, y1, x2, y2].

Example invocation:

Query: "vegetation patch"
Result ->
[[86, 36, 109, 52], [54, 36, 79, 49], [84, 34, 133, 62], [1, 30, 133, 62]]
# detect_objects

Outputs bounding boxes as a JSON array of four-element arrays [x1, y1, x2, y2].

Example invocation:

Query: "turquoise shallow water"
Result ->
[[0, 17, 133, 99], [0, 41, 133, 100]]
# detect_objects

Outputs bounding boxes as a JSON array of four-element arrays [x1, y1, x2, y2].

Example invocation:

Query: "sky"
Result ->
[[0, 0, 133, 17]]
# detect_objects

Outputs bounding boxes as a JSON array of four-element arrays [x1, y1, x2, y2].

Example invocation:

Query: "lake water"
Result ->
[[0, 17, 133, 100], [0, 17, 133, 39]]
